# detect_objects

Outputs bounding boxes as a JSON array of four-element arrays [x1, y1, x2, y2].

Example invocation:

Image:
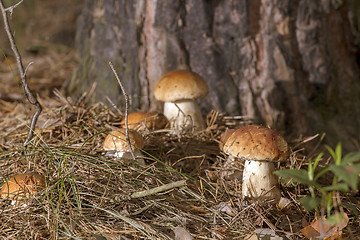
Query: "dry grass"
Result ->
[[0, 92, 359, 240], [0, 48, 359, 240]]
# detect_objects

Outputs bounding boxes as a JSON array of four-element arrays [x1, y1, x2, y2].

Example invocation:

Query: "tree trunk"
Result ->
[[67, 0, 360, 152]]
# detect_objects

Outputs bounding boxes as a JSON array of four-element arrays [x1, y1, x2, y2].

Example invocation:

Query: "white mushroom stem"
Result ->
[[109, 149, 145, 164], [114, 149, 142, 159], [242, 160, 281, 201], [163, 100, 205, 132]]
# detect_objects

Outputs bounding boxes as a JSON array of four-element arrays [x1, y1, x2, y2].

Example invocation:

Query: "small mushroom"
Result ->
[[120, 112, 168, 131], [1, 173, 46, 205], [103, 128, 145, 161], [223, 125, 289, 202], [154, 69, 208, 133]]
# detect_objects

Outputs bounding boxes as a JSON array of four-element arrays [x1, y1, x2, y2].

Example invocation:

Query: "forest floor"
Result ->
[[0, 46, 360, 239], [0, 1, 360, 239]]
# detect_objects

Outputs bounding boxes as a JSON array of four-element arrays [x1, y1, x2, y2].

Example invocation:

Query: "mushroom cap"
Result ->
[[154, 69, 208, 102], [1, 173, 46, 200], [223, 125, 288, 162], [103, 128, 145, 152], [219, 129, 237, 151], [120, 112, 168, 130]]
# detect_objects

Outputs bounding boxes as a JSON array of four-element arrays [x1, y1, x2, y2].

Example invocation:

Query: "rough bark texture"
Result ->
[[68, 0, 360, 151]]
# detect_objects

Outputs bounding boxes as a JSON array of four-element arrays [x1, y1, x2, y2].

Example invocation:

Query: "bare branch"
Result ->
[[4, 0, 23, 15], [108, 61, 136, 160], [0, 0, 42, 146], [113, 180, 187, 202], [130, 180, 187, 199]]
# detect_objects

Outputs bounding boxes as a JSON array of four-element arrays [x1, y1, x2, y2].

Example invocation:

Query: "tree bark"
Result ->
[[67, 0, 360, 152]]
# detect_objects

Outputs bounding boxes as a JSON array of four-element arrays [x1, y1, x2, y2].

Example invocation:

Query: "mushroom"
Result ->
[[120, 112, 168, 131], [219, 128, 242, 179], [223, 125, 289, 201], [103, 128, 145, 161], [154, 69, 208, 133], [1, 173, 46, 205], [219, 129, 237, 151]]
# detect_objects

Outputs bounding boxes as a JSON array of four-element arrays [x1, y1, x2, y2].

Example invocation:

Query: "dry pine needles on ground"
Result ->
[[0, 92, 359, 239]]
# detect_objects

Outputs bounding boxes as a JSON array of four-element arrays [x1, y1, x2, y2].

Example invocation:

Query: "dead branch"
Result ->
[[130, 180, 187, 199], [0, 0, 42, 146], [109, 61, 135, 160]]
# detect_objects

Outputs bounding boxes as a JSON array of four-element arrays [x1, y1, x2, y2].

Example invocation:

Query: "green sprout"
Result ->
[[274, 143, 360, 218]]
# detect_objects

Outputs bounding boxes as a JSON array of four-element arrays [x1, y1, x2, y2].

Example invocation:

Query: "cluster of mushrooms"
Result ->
[[102, 69, 290, 204], [0, 69, 289, 206]]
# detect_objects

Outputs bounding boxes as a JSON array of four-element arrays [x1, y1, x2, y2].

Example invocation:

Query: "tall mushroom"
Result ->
[[223, 125, 289, 201], [154, 70, 208, 133]]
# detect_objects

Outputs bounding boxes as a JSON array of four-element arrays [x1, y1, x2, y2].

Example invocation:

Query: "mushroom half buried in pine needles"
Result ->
[[1, 173, 46, 205], [223, 125, 289, 202], [103, 128, 145, 162], [120, 111, 168, 132]]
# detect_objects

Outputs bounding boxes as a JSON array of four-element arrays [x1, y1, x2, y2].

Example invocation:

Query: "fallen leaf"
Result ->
[[300, 212, 349, 239]]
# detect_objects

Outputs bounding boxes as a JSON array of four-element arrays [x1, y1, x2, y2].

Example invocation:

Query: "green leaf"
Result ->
[[312, 152, 324, 173], [325, 144, 337, 162], [300, 196, 320, 211], [274, 169, 314, 186], [325, 212, 346, 225], [342, 152, 360, 164], [322, 183, 349, 192], [329, 165, 359, 190], [314, 165, 330, 181], [335, 142, 342, 166]]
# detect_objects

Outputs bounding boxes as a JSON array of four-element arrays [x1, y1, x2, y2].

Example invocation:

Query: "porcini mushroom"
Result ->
[[219, 129, 237, 151], [1, 173, 46, 205], [154, 69, 208, 133], [223, 125, 289, 201], [103, 128, 145, 160], [120, 112, 168, 131], [219, 128, 241, 179]]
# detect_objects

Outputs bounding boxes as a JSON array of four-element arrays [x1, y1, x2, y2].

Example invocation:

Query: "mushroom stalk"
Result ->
[[113, 149, 143, 160], [163, 100, 205, 132], [242, 160, 281, 201]]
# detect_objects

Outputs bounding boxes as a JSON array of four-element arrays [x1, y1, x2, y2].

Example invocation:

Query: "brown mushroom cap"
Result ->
[[103, 129, 145, 152], [219, 129, 237, 151], [154, 70, 208, 102], [120, 112, 168, 129], [223, 125, 288, 161], [1, 173, 46, 200]]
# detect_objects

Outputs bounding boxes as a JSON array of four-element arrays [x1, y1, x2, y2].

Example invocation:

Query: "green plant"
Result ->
[[274, 143, 360, 218]]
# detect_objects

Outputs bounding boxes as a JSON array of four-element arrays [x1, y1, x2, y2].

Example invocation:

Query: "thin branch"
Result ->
[[4, 0, 23, 14], [113, 180, 187, 201], [130, 180, 187, 199], [0, 0, 42, 146], [108, 61, 136, 160]]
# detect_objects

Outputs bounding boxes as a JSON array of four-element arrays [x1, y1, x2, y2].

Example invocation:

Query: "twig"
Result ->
[[112, 180, 187, 202], [130, 180, 187, 199], [0, 0, 42, 146], [108, 61, 135, 160], [4, 0, 23, 14]]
